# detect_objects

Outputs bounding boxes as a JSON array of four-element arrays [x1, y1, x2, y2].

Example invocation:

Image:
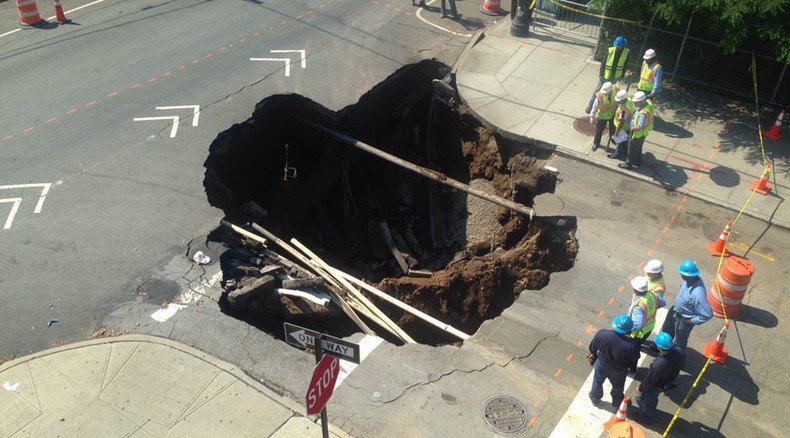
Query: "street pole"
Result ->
[[510, 0, 533, 37], [315, 335, 329, 438]]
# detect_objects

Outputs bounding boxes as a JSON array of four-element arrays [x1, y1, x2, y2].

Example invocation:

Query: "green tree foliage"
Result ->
[[602, 0, 790, 62]]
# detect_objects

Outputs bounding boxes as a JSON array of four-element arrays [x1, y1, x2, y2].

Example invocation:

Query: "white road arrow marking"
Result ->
[[156, 105, 201, 127], [270, 50, 306, 69], [0, 183, 53, 213], [0, 198, 22, 229], [133, 116, 180, 138], [250, 57, 292, 77]]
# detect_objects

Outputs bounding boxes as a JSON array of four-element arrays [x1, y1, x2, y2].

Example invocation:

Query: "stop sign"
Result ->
[[306, 354, 340, 415]]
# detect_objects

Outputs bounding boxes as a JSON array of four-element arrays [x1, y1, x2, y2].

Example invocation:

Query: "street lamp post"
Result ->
[[510, 0, 533, 37]]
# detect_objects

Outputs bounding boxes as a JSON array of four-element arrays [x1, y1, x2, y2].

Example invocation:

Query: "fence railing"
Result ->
[[532, 0, 602, 40]]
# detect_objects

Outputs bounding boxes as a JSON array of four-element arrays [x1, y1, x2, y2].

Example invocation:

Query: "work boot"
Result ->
[[585, 104, 592, 114], [591, 143, 599, 152], [618, 163, 634, 170], [607, 153, 622, 159]]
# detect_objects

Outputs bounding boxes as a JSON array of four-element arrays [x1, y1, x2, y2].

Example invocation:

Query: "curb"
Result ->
[[0, 334, 305, 415]]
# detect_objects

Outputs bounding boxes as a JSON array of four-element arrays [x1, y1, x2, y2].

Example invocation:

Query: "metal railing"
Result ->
[[532, 0, 602, 40]]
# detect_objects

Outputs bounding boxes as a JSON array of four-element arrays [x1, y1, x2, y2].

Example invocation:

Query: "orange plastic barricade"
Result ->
[[707, 257, 754, 318]]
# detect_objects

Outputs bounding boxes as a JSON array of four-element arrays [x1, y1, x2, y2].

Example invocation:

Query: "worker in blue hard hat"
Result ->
[[662, 260, 713, 352], [588, 315, 641, 408], [633, 332, 685, 424], [586, 36, 631, 113]]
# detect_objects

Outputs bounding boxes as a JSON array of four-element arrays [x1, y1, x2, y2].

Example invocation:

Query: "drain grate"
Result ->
[[572, 116, 597, 136], [483, 395, 528, 434]]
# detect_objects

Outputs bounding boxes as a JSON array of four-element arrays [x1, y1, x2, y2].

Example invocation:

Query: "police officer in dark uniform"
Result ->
[[634, 332, 685, 424], [588, 315, 641, 407]]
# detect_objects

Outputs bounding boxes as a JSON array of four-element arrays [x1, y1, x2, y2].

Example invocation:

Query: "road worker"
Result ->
[[586, 36, 630, 113], [644, 259, 667, 301], [619, 91, 653, 170], [588, 315, 641, 408], [638, 49, 663, 102], [608, 90, 635, 159], [628, 276, 666, 346], [662, 260, 713, 352], [589, 81, 619, 151], [633, 332, 685, 424]]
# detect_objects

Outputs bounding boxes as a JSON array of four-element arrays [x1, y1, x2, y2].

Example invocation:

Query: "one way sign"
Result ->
[[284, 322, 360, 364]]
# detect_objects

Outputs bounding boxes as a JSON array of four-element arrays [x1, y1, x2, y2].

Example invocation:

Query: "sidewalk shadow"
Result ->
[[653, 117, 693, 139], [638, 409, 726, 437], [641, 152, 689, 189], [708, 165, 740, 188]]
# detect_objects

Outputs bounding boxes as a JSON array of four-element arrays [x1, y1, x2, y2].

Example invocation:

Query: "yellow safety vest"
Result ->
[[596, 89, 618, 120], [645, 101, 655, 132], [647, 276, 666, 300], [630, 106, 653, 139], [614, 100, 635, 131], [629, 291, 658, 339], [604, 47, 629, 80], [638, 61, 661, 92]]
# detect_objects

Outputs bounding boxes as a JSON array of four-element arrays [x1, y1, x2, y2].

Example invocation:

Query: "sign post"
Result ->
[[313, 335, 332, 438]]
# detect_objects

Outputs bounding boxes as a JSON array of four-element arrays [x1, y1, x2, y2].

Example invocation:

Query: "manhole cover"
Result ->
[[572, 116, 596, 136], [483, 396, 528, 434]]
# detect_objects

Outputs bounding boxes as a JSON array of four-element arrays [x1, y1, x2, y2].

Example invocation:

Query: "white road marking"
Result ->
[[156, 105, 201, 127], [0, 182, 53, 213], [150, 304, 187, 322], [270, 50, 307, 68], [549, 308, 669, 437], [178, 271, 222, 304], [415, 0, 473, 38], [0, 198, 22, 229], [3, 381, 21, 392], [0, 0, 106, 39], [133, 116, 180, 138], [334, 335, 384, 390], [250, 57, 292, 77]]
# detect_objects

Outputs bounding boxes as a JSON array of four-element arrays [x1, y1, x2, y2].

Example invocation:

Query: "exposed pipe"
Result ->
[[303, 121, 536, 220], [277, 288, 330, 307]]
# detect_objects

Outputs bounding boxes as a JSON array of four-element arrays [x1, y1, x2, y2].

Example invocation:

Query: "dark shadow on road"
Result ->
[[736, 305, 778, 328], [669, 348, 759, 407], [642, 152, 689, 189], [638, 409, 726, 437]]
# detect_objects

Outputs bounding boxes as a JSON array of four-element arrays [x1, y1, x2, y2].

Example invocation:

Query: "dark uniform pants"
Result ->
[[441, 0, 457, 15], [590, 358, 626, 407], [626, 136, 645, 166], [594, 118, 615, 148]]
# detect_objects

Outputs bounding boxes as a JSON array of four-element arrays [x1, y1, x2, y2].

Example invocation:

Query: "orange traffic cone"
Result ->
[[17, 0, 43, 27], [53, 0, 69, 24], [708, 220, 732, 257], [603, 396, 630, 431], [480, 0, 502, 15], [704, 321, 730, 364], [765, 108, 784, 141], [750, 164, 773, 196], [608, 421, 646, 438]]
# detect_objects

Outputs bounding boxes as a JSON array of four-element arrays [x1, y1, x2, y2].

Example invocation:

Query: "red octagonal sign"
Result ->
[[306, 354, 340, 415]]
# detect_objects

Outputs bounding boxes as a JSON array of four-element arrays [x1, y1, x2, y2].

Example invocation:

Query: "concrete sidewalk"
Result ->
[[456, 20, 788, 229], [0, 335, 350, 437]]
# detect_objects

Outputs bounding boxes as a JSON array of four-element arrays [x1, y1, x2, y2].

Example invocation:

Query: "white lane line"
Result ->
[[150, 304, 187, 322], [270, 50, 307, 68], [415, 0, 473, 38], [334, 335, 384, 389], [0, 182, 53, 213], [549, 308, 669, 437], [250, 57, 292, 77], [178, 271, 222, 304], [0, 0, 106, 39]]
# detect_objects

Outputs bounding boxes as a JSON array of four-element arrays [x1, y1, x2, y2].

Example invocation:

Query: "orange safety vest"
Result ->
[[638, 61, 661, 92]]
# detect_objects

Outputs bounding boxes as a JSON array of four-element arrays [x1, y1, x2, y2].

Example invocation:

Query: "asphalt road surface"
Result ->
[[0, 0, 470, 357]]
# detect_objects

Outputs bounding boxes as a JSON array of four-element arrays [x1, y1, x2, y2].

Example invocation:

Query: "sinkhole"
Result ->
[[203, 60, 578, 346]]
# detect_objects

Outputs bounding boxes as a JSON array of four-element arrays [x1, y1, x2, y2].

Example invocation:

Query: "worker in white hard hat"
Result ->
[[618, 91, 653, 170], [589, 81, 619, 152], [628, 276, 666, 347], [644, 259, 667, 301], [608, 90, 635, 160], [637, 49, 663, 102]]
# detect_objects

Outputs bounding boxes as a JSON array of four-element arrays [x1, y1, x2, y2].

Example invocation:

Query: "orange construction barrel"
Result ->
[[707, 256, 754, 318], [17, 0, 42, 27], [608, 421, 646, 438]]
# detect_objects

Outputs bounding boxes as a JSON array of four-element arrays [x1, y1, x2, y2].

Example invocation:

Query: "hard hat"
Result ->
[[643, 49, 657, 60], [615, 90, 628, 102], [678, 260, 700, 277], [613, 36, 627, 48], [601, 82, 614, 93], [612, 315, 634, 334], [644, 259, 664, 274], [654, 332, 674, 350], [631, 276, 648, 293], [632, 91, 647, 102]]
